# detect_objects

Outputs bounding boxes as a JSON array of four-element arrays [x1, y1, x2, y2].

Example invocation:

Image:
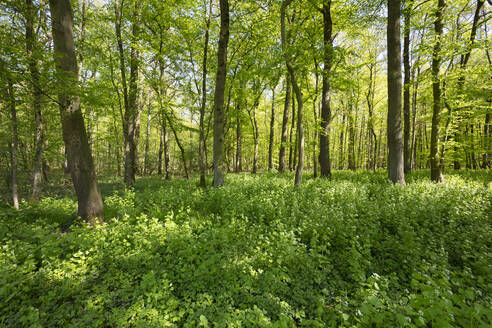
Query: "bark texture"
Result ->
[[386, 0, 405, 184], [213, 0, 230, 187], [49, 0, 103, 224]]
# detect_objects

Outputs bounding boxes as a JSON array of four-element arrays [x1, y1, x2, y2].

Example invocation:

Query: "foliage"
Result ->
[[1, 171, 491, 327]]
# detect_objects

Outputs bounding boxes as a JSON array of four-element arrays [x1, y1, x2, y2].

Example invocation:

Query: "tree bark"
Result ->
[[49, 0, 103, 224], [430, 0, 445, 182], [403, 7, 411, 174], [144, 97, 152, 175], [268, 87, 276, 170], [213, 0, 229, 187], [199, 0, 213, 187], [281, 0, 304, 186], [235, 103, 242, 172], [453, 0, 484, 169], [386, 0, 405, 184], [26, 0, 44, 201], [278, 75, 291, 172], [6, 78, 19, 210], [319, 0, 333, 178]]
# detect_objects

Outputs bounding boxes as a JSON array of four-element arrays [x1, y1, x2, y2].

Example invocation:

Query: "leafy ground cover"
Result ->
[[1, 171, 491, 327]]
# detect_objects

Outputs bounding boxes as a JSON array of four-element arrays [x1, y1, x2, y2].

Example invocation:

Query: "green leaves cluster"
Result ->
[[1, 171, 491, 326]]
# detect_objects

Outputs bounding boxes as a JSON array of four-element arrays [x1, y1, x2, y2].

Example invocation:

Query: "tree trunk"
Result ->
[[347, 98, 356, 171], [386, 0, 405, 184], [25, 0, 44, 202], [366, 62, 377, 171], [319, 0, 333, 178], [212, 0, 230, 187], [281, 0, 304, 186], [49, 0, 103, 224], [430, 0, 445, 182], [313, 59, 319, 178], [278, 75, 291, 172], [289, 93, 295, 171], [291, 94, 297, 172], [144, 97, 152, 175], [403, 7, 411, 174], [482, 113, 490, 168], [199, 0, 213, 187], [235, 103, 242, 172], [6, 78, 19, 210], [251, 104, 259, 174], [268, 87, 276, 170]]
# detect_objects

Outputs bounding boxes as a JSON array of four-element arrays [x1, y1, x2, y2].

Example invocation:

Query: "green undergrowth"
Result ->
[[1, 171, 491, 327]]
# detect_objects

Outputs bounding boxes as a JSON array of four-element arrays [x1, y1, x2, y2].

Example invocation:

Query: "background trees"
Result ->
[[0, 0, 490, 207]]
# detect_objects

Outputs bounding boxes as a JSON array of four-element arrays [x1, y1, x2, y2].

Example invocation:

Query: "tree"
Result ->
[[430, 0, 445, 182], [281, 0, 305, 187], [213, 0, 230, 187], [49, 0, 103, 224], [319, 0, 333, 179], [25, 0, 44, 201], [386, 0, 405, 184]]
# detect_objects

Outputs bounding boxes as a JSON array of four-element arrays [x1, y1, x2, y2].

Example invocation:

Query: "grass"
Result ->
[[0, 170, 491, 327]]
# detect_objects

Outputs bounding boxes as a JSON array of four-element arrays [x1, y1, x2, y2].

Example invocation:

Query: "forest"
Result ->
[[0, 0, 491, 326]]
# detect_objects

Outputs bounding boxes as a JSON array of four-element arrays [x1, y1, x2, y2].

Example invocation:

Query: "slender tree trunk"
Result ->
[[387, 0, 405, 184], [213, 0, 230, 187], [403, 7, 411, 174], [453, 0, 484, 169], [6, 78, 19, 210], [291, 94, 297, 172], [235, 103, 242, 172], [26, 0, 44, 201], [251, 104, 259, 174], [268, 87, 276, 170], [281, 0, 304, 186], [278, 75, 291, 172], [158, 125, 163, 175], [339, 114, 345, 168], [482, 113, 490, 168], [199, 0, 213, 187], [430, 0, 445, 182], [348, 98, 356, 171], [163, 118, 170, 179], [49, 0, 103, 224], [410, 67, 420, 169], [289, 94, 295, 171], [367, 61, 377, 171], [313, 60, 319, 178], [144, 97, 152, 175], [319, 0, 333, 178]]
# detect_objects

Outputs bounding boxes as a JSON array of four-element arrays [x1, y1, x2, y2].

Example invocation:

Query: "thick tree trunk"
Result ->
[[213, 0, 229, 187], [319, 0, 333, 178], [403, 8, 411, 174], [268, 87, 276, 170], [386, 0, 405, 184], [49, 0, 103, 224], [430, 0, 445, 182], [278, 75, 291, 172], [26, 0, 44, 202], [199, 0, 212, 187]]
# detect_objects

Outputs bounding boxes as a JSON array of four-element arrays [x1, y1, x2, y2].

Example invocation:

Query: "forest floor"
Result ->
[[1, 170, 491, 327]]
